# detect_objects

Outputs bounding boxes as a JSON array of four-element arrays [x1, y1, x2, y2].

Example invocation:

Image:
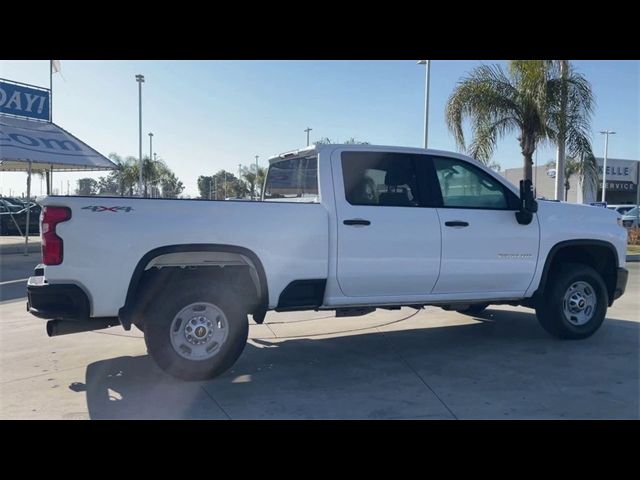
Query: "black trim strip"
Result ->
[[276, 279, 327, 311]]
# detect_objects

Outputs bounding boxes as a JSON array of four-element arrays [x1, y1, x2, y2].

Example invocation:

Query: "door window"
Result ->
[[433, 157, 510, 209]]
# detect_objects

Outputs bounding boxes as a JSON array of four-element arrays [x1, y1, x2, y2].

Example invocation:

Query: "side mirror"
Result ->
[[516, 179, 538, 225]]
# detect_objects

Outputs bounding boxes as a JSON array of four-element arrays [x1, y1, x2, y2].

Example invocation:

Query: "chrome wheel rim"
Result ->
[[169, 302, 228, 361], [562, 281, 597, 326]]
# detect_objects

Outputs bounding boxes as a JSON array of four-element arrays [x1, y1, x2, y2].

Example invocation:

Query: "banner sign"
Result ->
[[0, 115, 116, 171], [0, 79, 50, 121]]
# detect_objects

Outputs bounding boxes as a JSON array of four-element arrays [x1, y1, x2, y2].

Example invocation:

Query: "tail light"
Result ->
[[41, 206, 71, 265]]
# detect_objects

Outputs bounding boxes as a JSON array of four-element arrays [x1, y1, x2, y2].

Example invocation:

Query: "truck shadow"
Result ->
[[80, 309, 640, 419]]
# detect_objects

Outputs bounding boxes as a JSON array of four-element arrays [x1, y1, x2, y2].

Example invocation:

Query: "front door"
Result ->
[[333, 150, 441, 297], [430, 156, 539, 295]]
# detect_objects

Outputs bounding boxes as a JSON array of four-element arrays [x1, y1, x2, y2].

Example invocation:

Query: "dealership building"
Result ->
[[504, 157, 639, 205]]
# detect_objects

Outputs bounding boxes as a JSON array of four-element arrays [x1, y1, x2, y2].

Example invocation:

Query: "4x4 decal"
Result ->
[[82, 206, 134, 212]]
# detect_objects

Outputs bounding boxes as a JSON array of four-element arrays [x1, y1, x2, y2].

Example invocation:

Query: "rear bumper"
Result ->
[[27, 271, 90, 321], [613, 267, 628, 301]]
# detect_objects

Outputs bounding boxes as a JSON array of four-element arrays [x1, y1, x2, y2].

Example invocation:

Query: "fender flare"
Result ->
[[118, 244, 269, 328], [533, 239, 619, 301]]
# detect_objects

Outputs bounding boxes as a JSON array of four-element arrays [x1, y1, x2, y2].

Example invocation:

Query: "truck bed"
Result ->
[[39, 196, 329, 317]]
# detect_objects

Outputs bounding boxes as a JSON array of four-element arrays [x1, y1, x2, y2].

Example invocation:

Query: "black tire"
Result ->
[[143, 279, 249, 381], [535, 263, 607, 339], [455, 303, 489, 315]]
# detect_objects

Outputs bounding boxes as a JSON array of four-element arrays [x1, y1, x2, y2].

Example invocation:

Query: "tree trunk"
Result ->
[[520, 131, 535, 182], [554, 60, 569, 201], [523, 153, 533, 181]]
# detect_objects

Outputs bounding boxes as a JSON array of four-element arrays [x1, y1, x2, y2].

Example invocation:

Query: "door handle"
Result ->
[[444, 221, 469, 227], [343, 219, 371, 226]]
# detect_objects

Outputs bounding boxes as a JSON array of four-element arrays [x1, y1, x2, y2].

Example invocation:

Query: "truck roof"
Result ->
[[268, 143, 482, 164], [267, 143, 520, 196]]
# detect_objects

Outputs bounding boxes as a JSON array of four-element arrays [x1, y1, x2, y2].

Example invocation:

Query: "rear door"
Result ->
[[430, 156, 539, 295], [332, 150, 441, 297]]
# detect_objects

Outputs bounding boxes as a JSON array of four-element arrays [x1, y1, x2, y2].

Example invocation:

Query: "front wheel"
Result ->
[[535, 263, 607, 339], [143, 280, 249, 381]]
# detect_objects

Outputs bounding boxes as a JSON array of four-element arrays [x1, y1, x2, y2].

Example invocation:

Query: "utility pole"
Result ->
[[600, 130, 616, 202], [304, 127, 312, 146], [254, 155, 259, 199], [554, 60, 568, 201], [214, 176, 217, 200], [209, 177, 213, 200], [148, 132, 154, 198], [417, 60, 431, 148], [635, 160, 640, 227], [135, 74, 145, 197]]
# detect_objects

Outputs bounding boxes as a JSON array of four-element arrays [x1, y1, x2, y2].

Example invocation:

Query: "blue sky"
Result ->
[[1, 60, 638, 197]]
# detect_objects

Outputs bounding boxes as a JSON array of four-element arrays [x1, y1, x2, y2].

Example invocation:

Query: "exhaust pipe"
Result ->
[[46, 317, 120, 337]]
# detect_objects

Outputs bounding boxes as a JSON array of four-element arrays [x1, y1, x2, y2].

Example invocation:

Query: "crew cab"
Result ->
[[27, 144, 629, 380]]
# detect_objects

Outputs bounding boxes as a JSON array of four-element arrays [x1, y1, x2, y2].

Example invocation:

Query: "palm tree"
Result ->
[[446, 60, 595, 184], [547, 155, 597, 201], [240, 164, 267, 199], [545, 60, 597, 198], [108, 153, 139, 196], [141, 156, 168, 197]]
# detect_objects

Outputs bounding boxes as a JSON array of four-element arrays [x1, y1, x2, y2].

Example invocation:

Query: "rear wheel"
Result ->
[[143, 280, 249, 381], [535, 263, 607, 339]]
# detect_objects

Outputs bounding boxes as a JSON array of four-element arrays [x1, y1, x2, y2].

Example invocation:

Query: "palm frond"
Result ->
[[445, 64, 520, 151], [467, 117, 517, 163]]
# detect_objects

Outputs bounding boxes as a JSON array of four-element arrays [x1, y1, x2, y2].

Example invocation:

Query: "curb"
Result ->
[[0, 243, 41, 255], [626, 254, 640, 263]]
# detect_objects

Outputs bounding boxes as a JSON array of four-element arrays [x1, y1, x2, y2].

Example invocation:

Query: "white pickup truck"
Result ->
[[27, 144, 629, 380]]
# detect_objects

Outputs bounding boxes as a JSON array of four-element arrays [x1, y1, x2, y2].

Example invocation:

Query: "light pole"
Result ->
[[149, 132, 153, 163], [304, 127, 312, 146], [600, 130, 616, 202], [254, 155, 259, 199], [417, 60, 431, 149], [135, 74, 145, 197], [148, 132, 153, 197]]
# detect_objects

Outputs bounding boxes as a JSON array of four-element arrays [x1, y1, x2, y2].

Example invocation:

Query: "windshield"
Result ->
[[624, 206, 638, 217]]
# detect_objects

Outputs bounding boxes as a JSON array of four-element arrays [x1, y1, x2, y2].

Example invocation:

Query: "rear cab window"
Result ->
[[263, 156, 319, 202], [341, 151, 433, 207]]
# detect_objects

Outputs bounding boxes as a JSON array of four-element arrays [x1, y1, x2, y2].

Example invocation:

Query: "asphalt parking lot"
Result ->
[[1, 252, 638, 419]]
